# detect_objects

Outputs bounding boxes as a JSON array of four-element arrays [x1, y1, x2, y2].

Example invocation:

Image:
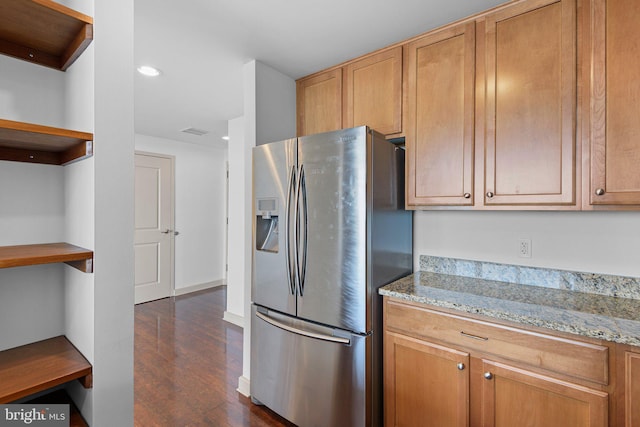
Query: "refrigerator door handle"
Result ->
[[298, 165, 308, 295], [255, 311, 350, 345], [293, 164, 303, 295], [285, 165, 296, 295]]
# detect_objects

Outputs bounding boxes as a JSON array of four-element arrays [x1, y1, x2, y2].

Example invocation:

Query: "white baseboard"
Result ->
[[237, 375, 250, 397], [223, 311, 244, 328], [173, 279, 225, 296]]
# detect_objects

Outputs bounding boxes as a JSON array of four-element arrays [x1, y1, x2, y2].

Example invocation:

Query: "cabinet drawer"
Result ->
[[385, 299, 609, 385]]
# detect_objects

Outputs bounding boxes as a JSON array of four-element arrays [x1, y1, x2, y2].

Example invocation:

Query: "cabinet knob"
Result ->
[[595, 188, 605, 196], [484, 372, 493, 380], [463, 193, 471, 199], [486, 192, 494, 198], [457, 363, 465, 371]]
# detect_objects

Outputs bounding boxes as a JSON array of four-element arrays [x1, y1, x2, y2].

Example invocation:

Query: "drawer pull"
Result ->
[[460, 331, 488, 341], [457, 363, 465, 371], [484, 372, 493, 380]]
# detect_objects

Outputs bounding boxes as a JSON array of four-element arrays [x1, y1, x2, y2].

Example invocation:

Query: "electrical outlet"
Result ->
[[518, 238, 532, 258]]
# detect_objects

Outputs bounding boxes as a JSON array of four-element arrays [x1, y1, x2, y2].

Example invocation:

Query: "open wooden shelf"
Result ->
[[0, 336, 92, 404], [0, 243, 93, 273], [0, 0, 93, 71], [26, 389, 88, 427], [0, 119, 93, 165]]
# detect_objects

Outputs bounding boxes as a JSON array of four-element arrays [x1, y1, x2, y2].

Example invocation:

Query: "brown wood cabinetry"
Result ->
[[406, 0, 578, 209], [384, 297, 611, 427], [584, 0, 640, 207], [619, 348, 640, 427], [478, 0, 577, 207], [479, 359, 608, 427], [297, 47, 403, 138], [384, 331, 469, 427], [295, 0, 640, 210], [296, 69, 343, 137], [344, 47, 403, 137], [405, 22, 475, 207]]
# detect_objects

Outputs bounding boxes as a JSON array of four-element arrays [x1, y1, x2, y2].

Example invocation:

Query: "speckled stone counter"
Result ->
[[379, 258, 640, 347]]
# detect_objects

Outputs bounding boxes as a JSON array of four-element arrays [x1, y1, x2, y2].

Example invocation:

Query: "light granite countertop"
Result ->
[[379, 271, 640, 347]]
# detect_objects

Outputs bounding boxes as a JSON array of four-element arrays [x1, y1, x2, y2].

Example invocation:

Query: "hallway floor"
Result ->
[[134, 286, 294, 426]]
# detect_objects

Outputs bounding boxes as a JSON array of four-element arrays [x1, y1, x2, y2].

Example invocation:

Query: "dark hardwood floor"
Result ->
[[135, 286, 295, 427]]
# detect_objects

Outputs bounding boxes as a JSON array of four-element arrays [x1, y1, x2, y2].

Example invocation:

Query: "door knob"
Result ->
[[161, 229, 180, 236], [484, 372, 493, 380], [457, 363, 465, 370]]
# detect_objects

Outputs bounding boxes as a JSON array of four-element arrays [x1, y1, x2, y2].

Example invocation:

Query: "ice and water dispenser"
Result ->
[[255, 198, 279, 253]]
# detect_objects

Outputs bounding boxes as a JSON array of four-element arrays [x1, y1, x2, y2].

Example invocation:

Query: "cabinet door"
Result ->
[[405, 22, 475, 207], [384, 331, 469, 427], [588, 0, 640, 205], [480, 360, 608, 427], [343, 46, 402, 136], [479, 0, 576, 206], [624, 351, 640, 427], [296, 69, 342, 136]]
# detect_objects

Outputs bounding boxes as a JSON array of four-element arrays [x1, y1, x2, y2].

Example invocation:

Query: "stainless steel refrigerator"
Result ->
[[250, 126, 412, 427]]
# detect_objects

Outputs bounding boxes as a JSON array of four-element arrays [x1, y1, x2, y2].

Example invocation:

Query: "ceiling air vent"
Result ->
[[180, 127, 209, 136]]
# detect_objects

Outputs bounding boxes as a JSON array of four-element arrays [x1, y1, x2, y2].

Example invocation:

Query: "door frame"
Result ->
[[134, 150, 176, 301]]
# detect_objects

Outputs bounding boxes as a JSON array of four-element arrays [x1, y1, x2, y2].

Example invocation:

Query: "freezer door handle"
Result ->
[[255, 311, 350, 345], [293, 164, 302, 295], [285, 165, 296, 295]]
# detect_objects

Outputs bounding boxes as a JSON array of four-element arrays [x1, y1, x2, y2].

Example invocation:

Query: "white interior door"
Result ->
[[134, 153, 174, 304]]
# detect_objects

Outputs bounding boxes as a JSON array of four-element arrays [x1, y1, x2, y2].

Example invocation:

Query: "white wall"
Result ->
[[414, 210, 640, 277], [62, 2, 96, 419], [237, 60, 296, 396], [0, 53, 67, 352], [135, 133, 228, 291], [92, 0, 135, 424], [0, 55, 65, 126], [255, 61, 297, 145], [226, 116, 247, 325]]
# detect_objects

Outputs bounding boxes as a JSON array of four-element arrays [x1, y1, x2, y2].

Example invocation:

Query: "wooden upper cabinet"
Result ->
[[478, 0, 577, 206], [406, 22, 476, 207], [296, 69, 342, 137], [480, 359, 608, 427], [343, 46, 403, 136], [587, 0, 640, 206]]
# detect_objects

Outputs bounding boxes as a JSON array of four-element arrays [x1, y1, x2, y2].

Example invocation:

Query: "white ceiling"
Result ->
[[134, 0, 508, 149]]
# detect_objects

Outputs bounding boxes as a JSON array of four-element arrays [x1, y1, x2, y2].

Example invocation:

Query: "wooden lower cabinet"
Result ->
[[384, 331, 469, 427], [479, 359, 608, 427], [383, 297, 614, 427], [622, 350, 640, 427]]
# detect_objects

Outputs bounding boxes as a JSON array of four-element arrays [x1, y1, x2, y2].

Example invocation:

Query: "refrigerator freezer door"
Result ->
[[251, 305, 369, 427], [296, 126, 368, 333], [252, 139, 297, 316]]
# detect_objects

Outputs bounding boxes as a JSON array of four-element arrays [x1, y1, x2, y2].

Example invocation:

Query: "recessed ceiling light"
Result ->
[[222, 136, 230, 141], [137, 65, 161, 77]]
